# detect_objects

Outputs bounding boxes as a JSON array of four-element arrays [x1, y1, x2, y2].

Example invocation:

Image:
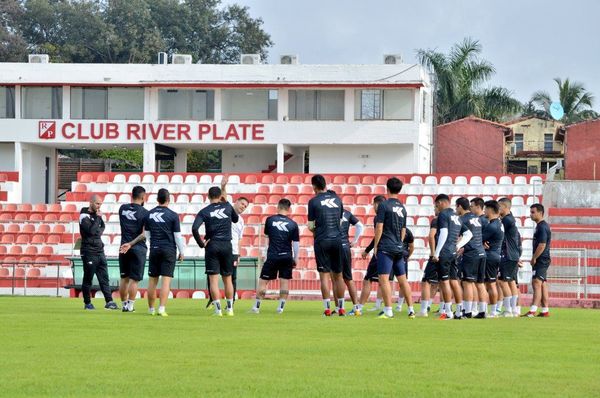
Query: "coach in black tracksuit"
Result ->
[[79, 194, 117, 310]]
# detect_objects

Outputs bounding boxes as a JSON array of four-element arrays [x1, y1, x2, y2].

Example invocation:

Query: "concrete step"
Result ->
[[549, 216, 600, 225], [553, 232, 600, 241]]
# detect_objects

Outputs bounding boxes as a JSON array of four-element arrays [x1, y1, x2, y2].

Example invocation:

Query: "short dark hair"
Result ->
[[237, 196, 250, 204], [132, 185, 146, 200], [470, 197, 484, 209], [326, 189, 337, 195], [456, 197, 470, 211], [484, 200, 500, 214], [373, 195, 386, 205], [157, 188, 170, 204], [386, 177, 403, 194], [435, 194, 450, 203], [498, 197, 512, 207], [530, 203, 545, 214], [311, 174, 326, 191], [208, 186, 222, 200], [278, 198, 291, 210]]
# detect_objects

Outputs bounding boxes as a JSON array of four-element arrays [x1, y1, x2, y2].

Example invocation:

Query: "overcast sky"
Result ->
[[223, 0, 600, 108]]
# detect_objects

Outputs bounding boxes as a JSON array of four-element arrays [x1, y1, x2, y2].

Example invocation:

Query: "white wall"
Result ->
[[20, 144, 56, 203], [309, 144, 415, 174], [222, 147, 276, 172], [0, 143, 15, 170]]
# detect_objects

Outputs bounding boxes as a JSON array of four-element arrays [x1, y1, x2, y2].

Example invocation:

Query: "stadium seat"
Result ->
[[424, 176, 437, 185], [362, 176, 375, 185], [142, 175, 156, 184], [347, 176, 360, 184]]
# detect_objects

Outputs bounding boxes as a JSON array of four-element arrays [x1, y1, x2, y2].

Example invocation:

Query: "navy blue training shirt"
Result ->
[[192, 202, 239, 242], [144, 206, 181, 252], [308, 191, 343, 241], [501, 212, 521, 261], [482, 217, 504, 262], [375, 197, 407, 255], [119, 203, 148, 251], [264, 214, 300, 259], [460, 212, 486, 257], [533, 220, 552, 262], [436, 208, 466, 258]]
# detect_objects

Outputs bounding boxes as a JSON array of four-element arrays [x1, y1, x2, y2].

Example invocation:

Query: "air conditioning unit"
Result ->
[[28, 54, 49, 64], [171, 54, 192, 64], [240, 54, 261, 65], [280, 54, 299, 65], [383, 54, 402, 64], [157, 52, 168, 64]]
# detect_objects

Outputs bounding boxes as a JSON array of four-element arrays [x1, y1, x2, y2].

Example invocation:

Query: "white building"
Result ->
[[0, 55, 433, 203]]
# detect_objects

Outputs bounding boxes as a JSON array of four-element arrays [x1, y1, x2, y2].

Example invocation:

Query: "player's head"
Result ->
[[235, 197, 250, 214], [530, 203, 545, 222], [498, 197, 512, 217], [470, 197, 485, 215], [484, 200, 500, 219], [89, 194, 102, 213], [277, 198, 292, 214], [373, 195, 385, 212], [208, 186, 222, 201], [157, 188, 170, 205], [455, 197, 470, 215], [311, 174, 327, 193], [434, 194, 450, 212], [386, 177, 403, 195], [131, 186, 146, 205]]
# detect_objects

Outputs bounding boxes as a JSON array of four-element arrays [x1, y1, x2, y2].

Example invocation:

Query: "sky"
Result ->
[[223, 0, 600, 108]]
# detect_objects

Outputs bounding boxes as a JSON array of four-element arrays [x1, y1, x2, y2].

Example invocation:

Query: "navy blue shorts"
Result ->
[[377, 251, 406, 277]]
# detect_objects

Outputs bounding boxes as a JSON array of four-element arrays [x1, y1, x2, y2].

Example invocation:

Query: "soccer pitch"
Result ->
[[1, 297, 599, 398]]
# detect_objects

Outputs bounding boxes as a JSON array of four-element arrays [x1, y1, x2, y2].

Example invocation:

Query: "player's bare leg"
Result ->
[[147, 276, 159, 315]]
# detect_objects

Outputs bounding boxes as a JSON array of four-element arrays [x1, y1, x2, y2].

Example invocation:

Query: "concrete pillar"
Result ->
[[174, 148, 188, 172], [214, 89, 222, 121], [143, 142, 156, 172], [14, 142, 24, 202], [278, 89, 288, 121], [344, 88, 354, 122], [62, 86, 70, 119], [276, 143, 284, 173], [146, 87, 158, 120], [14, 85, 21, 119]]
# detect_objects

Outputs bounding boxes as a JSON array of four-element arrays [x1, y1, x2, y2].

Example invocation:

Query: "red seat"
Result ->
[[244, 175, 257, 184], [268, 195, 282, 204], [254, 195, 267, 204], [16, 235, 30, 244], [31, 235, 45, 245], [52, 225, 66, 234], [359, 186, 372, 194], [79, 173, 93, 183], [97, 174, 110, 183], [15, 213, 27, 221], [38, 225, 51, 234], [0, 246, 6, 255], [175, 291, 190, 299], [261, 175, 274, 184], [47, 235, 61, 244], [272, 186, 285, 194], [289, 176, 303, 184], [374, 186, 386, 195], [347, 176, 360, 184], [25, 246, 38, 255], [0, 224, 3, 233], [63, 204, 77, 212], [74, 184, 88, 193], [300, 185, 313, 194], [48, 204, 61, 213], [59, 214, 73, 222], [1, 234, 15, 244], [342, 196, 355, 205], [344, 186, 357, 195], [292, 215, 306, 224], [333, 176, 346, 184], [22, 224, 35, 234], [7, 224, 20, 233], [362, 176, 375, 185], [356, 196, 370, 205], [287, 186, 299, 194], [375, 176, 389, 185], [298, 195, 311, 204], [0, 213, 12, 221], [41, 246, 54, 255], [247, 216, 260, 225], [9, 246, 23, 255], [275, 175, 288, 184], [4, 204, 17, 211], [44, 214, 58, 222], [257, 185, 270, 194]]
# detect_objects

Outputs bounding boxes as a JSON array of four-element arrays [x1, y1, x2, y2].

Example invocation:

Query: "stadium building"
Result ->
[[0, 54, 433, 204]]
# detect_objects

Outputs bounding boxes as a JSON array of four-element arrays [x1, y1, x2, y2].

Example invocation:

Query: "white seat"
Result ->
[[184, 175, 198, 184], [228, 175, 241, 184], [512, 196, 525, 206], [142, 175, 155, 184], [406, 216, 415, 226], [514, 176, 527, 185], [524, 218, 536, 229], [176, 194, 190, 204], [497, 185, 512, 196], [406, 196, 419, 205], [424, 176, 437, 185], [499, 176, 512, 185], [113, 174, 126, 184], [439, 176, 453, 186], [103, 194, 116, 204], [513, 185, 528, 196], [128, 174, 141, 183], [522, 239, 533, 249], [192, 291, 206, 299], [410, 176, 423, 185], [147, 194, 158, 204], [108, 214, 119, 223], [514, 218, 523, 228], [417, 217, 430, 226], [405, 185, 422, 195], [422, 185, 437, 195], [455, 176, 468, 185], [420, 196, 434, 206], [190, 194, 203, 204], [484, 176, 497, 185], [469, 176, 483, 185], [467, 185, 481, 195], [171, 175, 184, 184], [530, 176, 543, 185], [526, 196, 540, 206], [199, 175, 212, 184], [156, 175, 169, 184], [118, 194, 131, 204]]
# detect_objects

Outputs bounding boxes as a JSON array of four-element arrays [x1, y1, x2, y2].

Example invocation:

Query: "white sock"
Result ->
[[122, 299, 129, 308], [226, 299, 233, 310], [213, 300, 222, 313], [478, 302, 487, 314], [384, 306, 393, 317], [510, 295, 518, 311], [254, 299, 261, 310], [530, 305, 538, 313], [497, 301, 503, 311], [357, 303, 363, 311], [445, 302, 453, 316], [421, 300, 429, 313], [503, 297, 511, 311], [397, 297, 405, 309], [323, 299, 331, 310], [158, 305, 165, 314], [148, 307, 155, 314], [490, 303, 497, 314], [279, 299, 286, 311], [337, 298, 345, 311], [542, 307, 549, 313], [464, 301, 472, 314], [408, 305, 414, 314], [455, 302, 463, 317], [375, 298, 383, 309]]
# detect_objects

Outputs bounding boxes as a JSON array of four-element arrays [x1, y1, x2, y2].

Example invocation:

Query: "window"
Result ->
[[544, 134, 554, 152], [541, 161, 556, 174], [72, 87, 144, 120], [22, 86, 62, 119], [354, 89, 414, 120], [221, 89, 277, 120], [0, 86, 15, 118], [527, 165, 539, 174], [514, 134, 524, 152], [159, 89, 214, 120], [288, 90, 344, 120]]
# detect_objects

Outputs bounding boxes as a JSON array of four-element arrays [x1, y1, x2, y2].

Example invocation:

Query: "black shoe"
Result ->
[[105, 301, 119, 310], [474, 312, 487, 319], [453, 314, 463, 320], [464, 312, 472, 319]]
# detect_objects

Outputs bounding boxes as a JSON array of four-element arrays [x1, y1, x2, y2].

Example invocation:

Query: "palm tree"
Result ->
[[417, 38, 522, 124], [530, 78, 597, 123]]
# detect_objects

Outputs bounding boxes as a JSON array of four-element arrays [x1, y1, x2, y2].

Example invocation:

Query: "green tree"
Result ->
[[529, 78, 598, 124], [0, 0, 28, 61], [417, 38, 522, 124]]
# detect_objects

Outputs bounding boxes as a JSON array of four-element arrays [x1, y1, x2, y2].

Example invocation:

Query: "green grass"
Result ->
[[1, 297, 599, 398]]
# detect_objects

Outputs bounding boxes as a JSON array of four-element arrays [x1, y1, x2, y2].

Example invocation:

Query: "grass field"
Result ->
[[1, 297, 599, 398]]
